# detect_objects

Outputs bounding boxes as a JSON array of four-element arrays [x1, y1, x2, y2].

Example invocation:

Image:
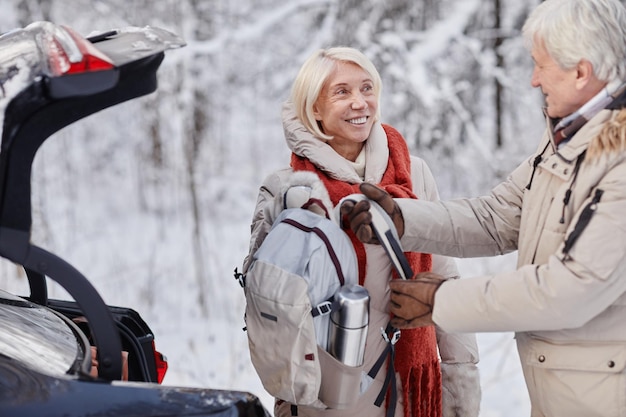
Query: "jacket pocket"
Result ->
[[521, 335, 626, 417], [527, 336, 626, 373]]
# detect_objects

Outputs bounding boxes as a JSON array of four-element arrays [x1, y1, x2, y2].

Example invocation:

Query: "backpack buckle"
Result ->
[[312, 301, 332, 317], [390, 329, 401, 345], [380, 327, 401, 345]]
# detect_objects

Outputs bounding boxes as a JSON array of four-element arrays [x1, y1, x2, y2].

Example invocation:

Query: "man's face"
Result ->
[[530, 39, 583, 119]]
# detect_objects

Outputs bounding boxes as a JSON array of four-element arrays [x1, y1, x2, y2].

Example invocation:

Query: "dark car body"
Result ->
[[0, 21, 269, 417]]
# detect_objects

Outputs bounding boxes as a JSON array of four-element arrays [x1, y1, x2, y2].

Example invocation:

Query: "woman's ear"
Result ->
[[312, 104, 322, 121]]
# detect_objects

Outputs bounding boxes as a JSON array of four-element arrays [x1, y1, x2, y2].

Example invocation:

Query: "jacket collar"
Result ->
[[544, 83, 626, 163], [553, 110, 613, 163]]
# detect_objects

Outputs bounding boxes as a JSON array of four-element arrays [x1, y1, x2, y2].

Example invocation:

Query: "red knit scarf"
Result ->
[[291, 124, 442, 417]]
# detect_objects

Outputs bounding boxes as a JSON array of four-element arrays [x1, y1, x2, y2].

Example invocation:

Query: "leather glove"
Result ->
[[389, 272, 446, 329], [340, 182, 404, 244], [441, 362, 481, 417]]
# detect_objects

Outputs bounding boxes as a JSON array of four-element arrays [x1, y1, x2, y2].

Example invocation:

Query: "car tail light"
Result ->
[[152, 341, 168, 384], [44, 24, 114, 76]]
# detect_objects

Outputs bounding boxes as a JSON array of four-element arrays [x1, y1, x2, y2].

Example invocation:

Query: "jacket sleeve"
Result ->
[[242, 170, 285, 273], [431, 254, 480, 365], [433, 159, 626, 334], [399, 155, 531, 258], [412, 156, 481, 417], [411, 156, 480, 363]]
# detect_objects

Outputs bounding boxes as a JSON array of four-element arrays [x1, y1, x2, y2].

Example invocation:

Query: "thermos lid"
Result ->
[[330, 285, 369, 329]]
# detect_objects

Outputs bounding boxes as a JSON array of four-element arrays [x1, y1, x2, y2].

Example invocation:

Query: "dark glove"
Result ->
[[340, 182, 404, 244], [389, 272, 446, 329]]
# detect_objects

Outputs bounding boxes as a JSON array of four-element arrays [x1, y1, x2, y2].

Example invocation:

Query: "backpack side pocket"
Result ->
[[245, 260, 325, 408], [318, 345, 363, 409]]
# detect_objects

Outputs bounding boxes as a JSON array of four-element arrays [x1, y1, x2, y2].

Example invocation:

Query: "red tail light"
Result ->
[[44, 24, 114, 76], [60, 26, 114, 74], [152, 341, 168, 384]]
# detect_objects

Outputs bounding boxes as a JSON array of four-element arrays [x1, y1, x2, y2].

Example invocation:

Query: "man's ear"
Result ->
[[575, 59, 595, 89]]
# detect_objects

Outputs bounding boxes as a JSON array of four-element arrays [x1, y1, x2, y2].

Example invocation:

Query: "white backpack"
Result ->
[[240, 207, 364, 410]]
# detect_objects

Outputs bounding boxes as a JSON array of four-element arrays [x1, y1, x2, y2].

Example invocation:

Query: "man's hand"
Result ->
[[340, 182, 404, 244], [389, 272, 446, 329]]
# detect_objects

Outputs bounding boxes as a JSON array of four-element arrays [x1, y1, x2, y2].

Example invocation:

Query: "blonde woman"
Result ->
[[243, 47, 480, 417]]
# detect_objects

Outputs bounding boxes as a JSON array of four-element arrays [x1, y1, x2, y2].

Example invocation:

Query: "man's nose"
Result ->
[[530, 68, 540, 88]]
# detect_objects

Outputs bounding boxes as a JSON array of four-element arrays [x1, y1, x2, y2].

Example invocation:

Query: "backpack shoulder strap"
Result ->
[[280, 216, 345, 286]]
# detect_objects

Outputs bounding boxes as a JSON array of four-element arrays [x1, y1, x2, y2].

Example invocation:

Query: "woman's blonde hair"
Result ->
[[290, 47, 382, 140], [588, 109, 626, 160]]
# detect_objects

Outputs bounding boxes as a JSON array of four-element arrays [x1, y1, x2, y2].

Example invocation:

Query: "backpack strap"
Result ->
[[368, 323, 401, 417], [300, 198, 331, 219], [280, 217, 346, 286], [279, 217, 346, 321]]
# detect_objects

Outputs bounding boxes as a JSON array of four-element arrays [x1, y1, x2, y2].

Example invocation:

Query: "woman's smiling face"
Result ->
[[313, 61, 378, 160]]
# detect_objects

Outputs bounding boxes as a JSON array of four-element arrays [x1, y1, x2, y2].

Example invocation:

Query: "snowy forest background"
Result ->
[[0, 0, 583, 415]]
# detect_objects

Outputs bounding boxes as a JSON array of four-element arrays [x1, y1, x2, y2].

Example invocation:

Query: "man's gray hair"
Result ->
[[522, 0, 626, 82]]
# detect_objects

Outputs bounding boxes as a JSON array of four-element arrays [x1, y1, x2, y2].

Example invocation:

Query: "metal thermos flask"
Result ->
[[327, 284, 369, 367]]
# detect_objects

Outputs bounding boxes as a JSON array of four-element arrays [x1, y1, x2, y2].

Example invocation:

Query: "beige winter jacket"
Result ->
[[398, 106, 626, 416], [243, 104, 480, 417]]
